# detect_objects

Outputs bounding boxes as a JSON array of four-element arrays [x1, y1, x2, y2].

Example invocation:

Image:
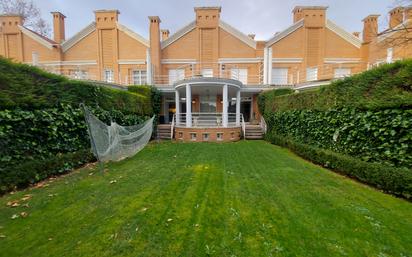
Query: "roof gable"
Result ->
[[161, 21, 196, 49], [326, 20, 362, 48], [19, 25, 56, 49], [117, 23, 149, 47], [61, 22, 96, 52], [218, 20, 256, 49], [265, 19, 304, 47]]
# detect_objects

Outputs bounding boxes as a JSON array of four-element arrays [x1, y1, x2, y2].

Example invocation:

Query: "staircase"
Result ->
[[245, 125, 264, 140], [157, 124, 172, 140]]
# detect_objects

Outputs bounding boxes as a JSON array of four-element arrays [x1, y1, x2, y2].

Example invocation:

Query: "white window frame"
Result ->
[[334, 68, 351, 79], [104, 69, 114, 83], [132, 70, 147, 85], [201, 68, 213, 78], [231, 68, 248, 84], [387, 48, 393, 63], [271, 68, 288, 85], [168, 69, 185, 84], [306, 67, 318, 82]]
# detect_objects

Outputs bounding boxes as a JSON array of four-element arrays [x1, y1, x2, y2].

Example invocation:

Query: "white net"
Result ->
[[83, 105, 154, 162]]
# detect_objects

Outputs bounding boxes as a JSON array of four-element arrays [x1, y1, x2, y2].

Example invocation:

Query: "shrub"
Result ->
[[0, 149, 95, 193], [258, 88, 294, 116], [266, 133, 412, 199], [259, 60, 412, 113]]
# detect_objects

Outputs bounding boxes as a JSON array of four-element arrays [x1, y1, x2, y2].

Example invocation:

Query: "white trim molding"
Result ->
[[326, 20, 362, 48], [161, 21, 196, 49], [265, 19, 304, 47], [161, 59, 197, 64], [35, 60, 98, 66], [272, 58, 303, 63], [324, 58, 361, 64], [19, 26, 56, 50], [61, 22, 96, 52], [118, 59, 146, 65], [219, 20, 257, 49], [218, 57, 263, 64], [117, 23, 149, 47]]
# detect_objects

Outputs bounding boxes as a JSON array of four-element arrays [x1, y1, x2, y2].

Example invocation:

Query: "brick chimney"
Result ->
[[0, 15, 23, 34], [292, 6, 328, 27], [149, 16, 161, 77], [405, 6, 412, 21], [95, 10, 119, 29], [161, 29, 169, 41], [352, 32, 360, 38], [362, 15, 380, 43], [51, 12, 65, 43], [389, 7, 404, 29], [194, 6, 221, 28]]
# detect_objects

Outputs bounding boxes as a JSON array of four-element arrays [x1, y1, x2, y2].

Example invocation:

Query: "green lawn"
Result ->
[[0, 141, 411, 257]]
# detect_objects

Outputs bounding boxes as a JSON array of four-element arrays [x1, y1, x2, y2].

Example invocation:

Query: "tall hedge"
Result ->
[[259, 60, 412, 198], [0, 58, 159, 193]]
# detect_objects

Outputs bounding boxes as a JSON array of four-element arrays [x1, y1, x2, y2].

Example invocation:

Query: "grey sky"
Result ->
[[32, 0, 397, 41]]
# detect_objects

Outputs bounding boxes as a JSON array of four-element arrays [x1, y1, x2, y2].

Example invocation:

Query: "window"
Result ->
[[200, 95, 217, 112], [202, 133, 209, 141], [104, 69, 114, 83], [72, 70, 88, 80], [217, 132, 223, 141], [387, 48, 393, 63], [132, 70, 147, 85], [334, 68, 351, 79], [271, 68, 288, 84], [190, 133, 197, 141], [306, 68, 318, 82], [169, 69, 185, 84], [231, 68, 248, 84], [202, 68, 213, 77]]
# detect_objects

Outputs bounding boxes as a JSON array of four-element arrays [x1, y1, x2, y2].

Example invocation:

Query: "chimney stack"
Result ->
[[51, 12, 66, 43], [389, 7, 404, 29], [292, 6, 328, 27], [248, 34, 255, 39], [194, 7, 221, 28], [149, 16, 161, 77], [404, 6, 412, 22], [95, 10, 119, 29], [161, 29, 169, 41], [352, 32, 360, 38], [362, 15, 380, 43]]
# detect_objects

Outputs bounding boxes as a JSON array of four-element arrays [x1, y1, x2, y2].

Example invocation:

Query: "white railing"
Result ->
[[260, 115, 267, 135], [171, 114, 175, 139], [241, 113, 246, 140], [175, 112, 243, 128]]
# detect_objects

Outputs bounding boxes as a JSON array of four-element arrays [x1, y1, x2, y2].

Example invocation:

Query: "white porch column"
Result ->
[[186, 84, 192, 127], [268, 47, 273, 85], [222, 84, 228, 128], [236, 89, 241, 126], [175, 90, 180, 124], [263, 47, 268, 84]]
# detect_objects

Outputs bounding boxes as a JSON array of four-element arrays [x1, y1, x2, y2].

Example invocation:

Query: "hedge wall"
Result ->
[[0, 58, 159, 193], [260, 60, 412, 198], [263, 60, 412, 112]]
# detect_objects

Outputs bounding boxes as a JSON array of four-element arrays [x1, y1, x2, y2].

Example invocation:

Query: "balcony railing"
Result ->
[[175, 112, 243, 128]]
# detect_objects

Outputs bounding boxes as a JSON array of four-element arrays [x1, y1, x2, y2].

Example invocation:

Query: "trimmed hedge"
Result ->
[[262, 60, 412, 112], [266, 133, 412, 199], [0, 149, 94, 193], [265, 108, 412, 168], [0, 58, 160, 194], [257, 88, 294, 116]]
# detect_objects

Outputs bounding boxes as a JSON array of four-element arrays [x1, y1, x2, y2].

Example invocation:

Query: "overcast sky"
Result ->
[[33, 0, 398, 40]]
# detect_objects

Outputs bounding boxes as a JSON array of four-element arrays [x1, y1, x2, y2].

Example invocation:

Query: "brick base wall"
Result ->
[[175, 127, 242, 142]]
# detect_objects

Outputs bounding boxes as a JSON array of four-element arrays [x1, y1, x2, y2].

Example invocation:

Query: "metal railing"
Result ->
[[170, 114, 175, 139], [260, 115, 267, 135], [241, 113, 246, 140], [175, 112, 243, 128]]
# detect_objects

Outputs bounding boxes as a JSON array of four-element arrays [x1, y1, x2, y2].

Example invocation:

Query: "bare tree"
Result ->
[[0, 0, 50, 37]]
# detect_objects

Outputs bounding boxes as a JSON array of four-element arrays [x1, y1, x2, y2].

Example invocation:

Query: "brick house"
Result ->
[[1, 6, 411, 141]]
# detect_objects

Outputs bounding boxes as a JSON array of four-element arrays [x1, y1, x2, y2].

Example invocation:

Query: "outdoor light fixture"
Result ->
[[181, 98, 186, 101]]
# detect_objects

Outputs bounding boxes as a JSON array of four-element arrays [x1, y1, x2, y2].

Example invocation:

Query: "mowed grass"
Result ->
[[0, 141, 412, 257]]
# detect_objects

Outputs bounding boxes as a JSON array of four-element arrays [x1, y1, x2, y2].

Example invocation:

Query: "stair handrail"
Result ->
[[241, 113, 246, 140], [171, 114, 175, 139], [260, 115, 267, 135]]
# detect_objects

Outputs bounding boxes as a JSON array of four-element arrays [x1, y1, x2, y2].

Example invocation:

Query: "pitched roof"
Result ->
[[18, 25, 57, 49], [161, 20, 257, 49], [326, 20, 362, 48], [265, 19, 304, 47], [61, 22, 96, 52], [117, 23, 149, 47]]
